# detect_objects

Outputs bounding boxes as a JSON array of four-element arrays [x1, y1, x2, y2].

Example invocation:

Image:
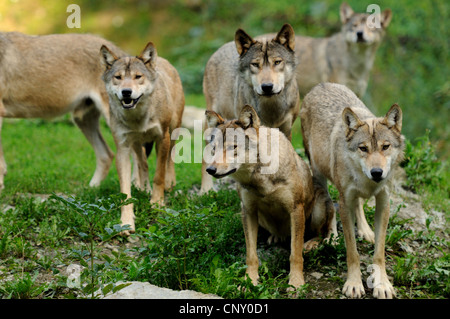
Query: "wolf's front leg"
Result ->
[[355, 198, 375, 243], [288, 204, 305, 291], [116, 144, 134, 234], [151, 130, 170, 205], [242, 203, 259, 286], [340, 194, 365, 298], [372, 189, 396, 299]]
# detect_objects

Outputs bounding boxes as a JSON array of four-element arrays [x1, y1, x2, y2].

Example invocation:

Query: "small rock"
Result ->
[[310, 272, 323, 280], [102, 281, 222, 299]]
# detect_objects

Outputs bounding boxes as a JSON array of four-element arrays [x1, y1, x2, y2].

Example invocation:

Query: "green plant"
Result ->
[[50, 193, 133, 298], [0, 272, 49, 299]]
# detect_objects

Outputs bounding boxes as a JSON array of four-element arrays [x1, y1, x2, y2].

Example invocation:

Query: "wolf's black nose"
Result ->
[[370, 168, 383, 182], [206, 166, 217, 175], [261, 83, 274, 94], [122, 88, 132, 98], [206, 166, 217, 176], [356, 31, 364, 41]]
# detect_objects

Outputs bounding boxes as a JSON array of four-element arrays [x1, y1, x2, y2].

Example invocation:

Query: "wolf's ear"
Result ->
[[380, 9, 392, 28], [235, 29, 255, 56], [340, 2, 354, 24], [139, 42, 157, 68], [274, 24, 295, 51], [382, 103, 402, 133], [238, 105, 260, 129], [205, 110, 225, 128], [100, 45, 118, 70], [342, 107, 363, 137]]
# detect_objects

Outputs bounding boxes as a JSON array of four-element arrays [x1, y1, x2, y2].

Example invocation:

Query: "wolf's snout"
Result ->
[[121, 89, 132, 98], [370, 168, 383, 182], [206, 166, 217, 176], [261, 83, 274, 94]]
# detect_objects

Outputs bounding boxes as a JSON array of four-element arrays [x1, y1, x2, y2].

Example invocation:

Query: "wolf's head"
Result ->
[[342, 104, 404, 183], [204, 105, 262, 179], [100, 42, 158, 110], [235, 24, 296, 97], [340, 2, 392, 46]]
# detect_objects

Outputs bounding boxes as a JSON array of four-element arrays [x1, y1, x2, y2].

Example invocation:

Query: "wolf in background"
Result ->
[[295, 2, 392, 97], [0, 32, 126, 192]]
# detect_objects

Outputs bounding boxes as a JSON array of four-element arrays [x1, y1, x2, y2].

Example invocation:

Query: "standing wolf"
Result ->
[[300, 83, 404, 299], [101, 42, 184, 234], [0, 32, 126, 192], [295, 2, 392, 97], [205, 105, 334, 290], [201, 24, 299, 193]]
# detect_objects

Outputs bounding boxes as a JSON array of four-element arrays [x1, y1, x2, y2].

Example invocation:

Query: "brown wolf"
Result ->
[[201, 24, 299, 193], [205, 105, 334, 290], [295, 2, 392, 97], [100, 42, 184, 234], [300, 82, 404, 299], [0, 32, 126, 191]]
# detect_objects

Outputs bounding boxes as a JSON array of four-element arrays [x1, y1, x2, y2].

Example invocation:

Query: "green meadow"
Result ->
[[0, 0, 448, 299]]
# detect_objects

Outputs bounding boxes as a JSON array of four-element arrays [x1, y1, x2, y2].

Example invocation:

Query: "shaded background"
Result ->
[[0, 0, 448, 158]]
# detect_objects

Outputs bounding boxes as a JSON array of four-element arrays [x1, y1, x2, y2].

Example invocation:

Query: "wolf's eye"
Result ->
[[114, 75, 122, 80], [382, 144, 390, 151], [251, 62, 259, 68], [135, 74, 142, 80], [274, 60, 282, 66], [359, 146, 368, 152]]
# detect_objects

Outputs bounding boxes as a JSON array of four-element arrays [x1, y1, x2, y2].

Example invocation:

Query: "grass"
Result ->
[[0, 104, 448, 299]]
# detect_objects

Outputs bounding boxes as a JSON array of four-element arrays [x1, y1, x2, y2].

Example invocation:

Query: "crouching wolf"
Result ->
[[294, 2, 392, 97], [300, 83, 404, 298], [100, 43, 184, 233], [201, 24, 299, 193], [205, 105, 334, 290], [0, 32, 126, 192]]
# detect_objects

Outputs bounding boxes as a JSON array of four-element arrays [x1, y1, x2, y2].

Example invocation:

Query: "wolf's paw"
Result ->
[[373, 281, 396, 299], [303, 239, 320, 252], [342, 279, 365, 298], [120, 223, 135, 236], [357, 227, 375, 244]]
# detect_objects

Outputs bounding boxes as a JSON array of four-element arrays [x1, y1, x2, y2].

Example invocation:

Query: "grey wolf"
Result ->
[[205, 105, 334, 290], [201, 24, 299, 193], [300, 82, 404, 298], [0, 32, 126, 191], [101, 42, 184, 234], [295, 2, 392, 97]]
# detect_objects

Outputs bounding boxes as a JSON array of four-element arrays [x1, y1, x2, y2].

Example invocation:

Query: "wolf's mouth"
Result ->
[[210, 168, 237, 178], [120, 94, 143, 109], [258, 90, 281, 97]]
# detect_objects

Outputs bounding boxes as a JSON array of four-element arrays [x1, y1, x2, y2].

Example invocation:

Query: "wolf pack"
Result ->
[[0, 3, 403, 299]]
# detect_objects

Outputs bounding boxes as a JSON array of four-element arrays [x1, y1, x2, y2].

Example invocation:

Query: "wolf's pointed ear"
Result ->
[[342, 107, 363, 137], [380, 9, 393, 28], [235, 29, 255, 56], [139, 42, 157, 68], [382, 103, 402, 133], [274, 24, 295, 51], [238, 105, 260, 129], [205, 110, 225, 128], [100, 45, 118, 70], [340, 2, 354, 24]]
